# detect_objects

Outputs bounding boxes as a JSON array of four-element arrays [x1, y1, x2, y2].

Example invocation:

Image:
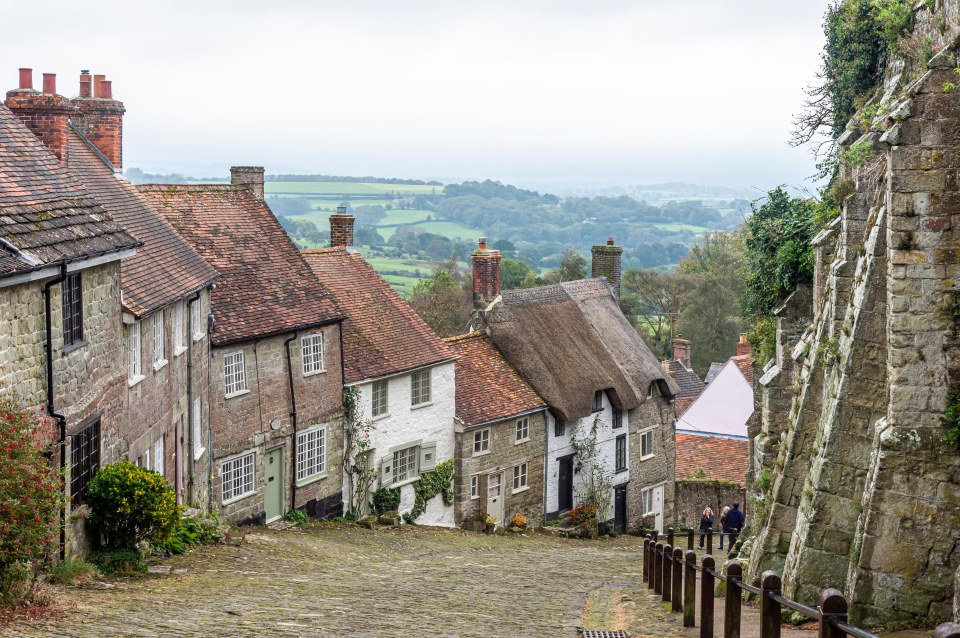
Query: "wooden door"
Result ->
[[558, 456, 574, 512], [487, 473, 504, 526], [652, 484, 664, 532], [265, 447, 284, 523], [614, 484, 627, 534]]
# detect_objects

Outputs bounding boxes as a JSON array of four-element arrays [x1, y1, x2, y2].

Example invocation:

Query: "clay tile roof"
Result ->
[[487, 278, 678, 421], [674, 396, 696, 418], [731, 354, 754, 385], [0, 105, 139, 277], [138, 184, 341, 346], [443, 331, 546, 427], [65, 132, 217, 316], [301, 247, 455, 383], [704, 362, 724, 385], [674, 432, 748, 485], [668, 360, 706, 398]]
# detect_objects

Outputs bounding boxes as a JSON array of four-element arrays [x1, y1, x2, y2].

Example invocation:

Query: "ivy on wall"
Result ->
[[402, 460, 454, 523]]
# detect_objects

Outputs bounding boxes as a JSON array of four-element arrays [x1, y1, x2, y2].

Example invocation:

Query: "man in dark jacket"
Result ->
[[726, 502, 745, 532]]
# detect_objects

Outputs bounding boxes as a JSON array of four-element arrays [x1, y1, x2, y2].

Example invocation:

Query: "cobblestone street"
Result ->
[[2, 525, 689, 638]]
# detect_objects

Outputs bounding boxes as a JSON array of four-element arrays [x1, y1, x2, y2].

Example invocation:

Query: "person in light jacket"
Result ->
[[718, 506, 731, 549]]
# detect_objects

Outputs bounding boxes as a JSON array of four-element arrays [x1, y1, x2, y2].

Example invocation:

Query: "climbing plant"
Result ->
[[402, 460, 454, 523], [944, 385, 960, 452], [342, 386, 378, 517], [569, 415, 614, 524]]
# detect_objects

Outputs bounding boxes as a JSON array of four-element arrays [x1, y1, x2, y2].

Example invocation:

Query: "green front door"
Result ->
[[265, 447, 284, 523]]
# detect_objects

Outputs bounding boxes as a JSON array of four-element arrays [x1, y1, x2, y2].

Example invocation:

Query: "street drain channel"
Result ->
[[580, 632, 630, 638]]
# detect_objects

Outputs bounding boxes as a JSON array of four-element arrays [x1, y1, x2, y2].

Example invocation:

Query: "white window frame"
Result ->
[[470, 474, 479, 499], [127, 322, 143, 386], [221, 451, 256, 504], [472, 428, 490, 456], [191, 299, 205, 342], [410, 369, 431, 407], [392, 444, 419, 483], [641, 487, 654, 515], [512, 463, 528, 493], [152, 311, 167, 370], [224, 350, 248, 398], [640, 428, 655, 460], [173, 302, 185, 355], [296, 424, 327, 484], [153, 434, 165, 478], [301, 333, 325, 376], [515, 417, 529, 444], [192, 397, 205, 460], [371, 379, 388, 418]]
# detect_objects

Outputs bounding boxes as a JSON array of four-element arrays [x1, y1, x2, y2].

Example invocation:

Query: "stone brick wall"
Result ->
[[329, 213, 355, 248], [591, 240, 623, 301], [71, 96, 125, 170], [471, 242, 501, 306], [674, 480, 744, 531], [5, 89, 75, 161], [209, 324, 345, 523], [627, 393, 676, 533], [454, 410, 547, 526]]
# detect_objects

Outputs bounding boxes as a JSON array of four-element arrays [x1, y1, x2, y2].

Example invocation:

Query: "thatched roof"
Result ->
[[486, 278, 678, 421]]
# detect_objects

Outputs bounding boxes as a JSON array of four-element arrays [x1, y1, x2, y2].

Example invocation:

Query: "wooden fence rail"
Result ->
[[641, 529, 960, 638]]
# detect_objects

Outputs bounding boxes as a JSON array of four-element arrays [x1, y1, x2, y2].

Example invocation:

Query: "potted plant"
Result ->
[[509, 513, 528, 533], [461, 506, 487, 533], [484, 514, 497, 534]]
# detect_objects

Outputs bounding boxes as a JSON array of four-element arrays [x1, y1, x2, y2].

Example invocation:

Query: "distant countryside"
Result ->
[[124, 169, 751, 298]]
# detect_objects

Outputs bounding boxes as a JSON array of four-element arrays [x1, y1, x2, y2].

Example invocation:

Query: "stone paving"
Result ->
[[1, 524, 691, 638]]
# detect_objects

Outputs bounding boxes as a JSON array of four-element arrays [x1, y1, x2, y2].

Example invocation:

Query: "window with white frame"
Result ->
[[473, 428, 490, 455], [411, 369, 431, 406], [513, 463, 528, 492], [641, 487, 654, 515], [192, 397, 205, 460], [640, 429, 654, 458], [153, 312, 166, 368], [224, 350, 247, 397], [153, 435, 165, 478], [191, 299, 204, 341], [296, 425, 326, 482], [301, 333, 324, 375], [470, 475, 479, 499], [127, 322, 142, 382], [222, 452, 255, 502], [173, 303, 185, 354], [392, 445, 418, 483], [515, 417, 529, 443], [371, 380, 388, 417]]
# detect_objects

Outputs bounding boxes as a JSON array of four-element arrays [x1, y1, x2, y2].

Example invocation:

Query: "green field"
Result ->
[[264, 182, 441, 196]]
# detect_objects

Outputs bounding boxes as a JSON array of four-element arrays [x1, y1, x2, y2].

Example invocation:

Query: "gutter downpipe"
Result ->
[[185, 290, 201, 508], [338, 321, 347, 515], [284, 333, 298, 513], [43, 264, 68, 561]]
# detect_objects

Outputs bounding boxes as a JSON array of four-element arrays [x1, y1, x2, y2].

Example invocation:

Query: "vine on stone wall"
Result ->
[[402, 460, 454, 524], [944, 385, 960, 452], [342, 387, 378, 517]]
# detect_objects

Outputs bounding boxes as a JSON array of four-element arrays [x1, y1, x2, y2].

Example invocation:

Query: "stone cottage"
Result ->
[[0, 70, 140, 556], [302, 213, 457, 526], [444, 330, 548, 528], [139, 173, 346, 524], [470, 238, 678, 533]]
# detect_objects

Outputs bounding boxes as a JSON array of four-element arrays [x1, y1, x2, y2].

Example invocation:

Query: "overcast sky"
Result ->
[[2, 0, 830, 194]]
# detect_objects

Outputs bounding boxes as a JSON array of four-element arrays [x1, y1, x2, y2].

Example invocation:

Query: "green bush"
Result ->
[[283, 509, 308, 524], [162, 512, 222, 555], [89, 548, 146, 575], [46, 559, 98, 586], [86, 461, 179, 549], [372, 487, 401, 516], [0, 562, 34, 605]]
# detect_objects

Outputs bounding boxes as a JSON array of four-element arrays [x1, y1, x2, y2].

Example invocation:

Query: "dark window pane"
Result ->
[[62, 273, 83, 346], [71, 420, 100, 504]]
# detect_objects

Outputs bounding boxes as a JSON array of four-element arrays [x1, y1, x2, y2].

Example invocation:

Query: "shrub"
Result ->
[[283, 509, 308, 524], [372, 487, 401, 517], [89, 548, 145, 575], [46, 560, 98, 586], [567, 504, 598, 525], [162, 512, 223, 555], [86, 461, 178, 549], [510, 513, 528, 529]]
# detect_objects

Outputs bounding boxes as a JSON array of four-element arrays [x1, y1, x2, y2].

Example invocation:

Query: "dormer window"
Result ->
[[593, 390, 603, 412]]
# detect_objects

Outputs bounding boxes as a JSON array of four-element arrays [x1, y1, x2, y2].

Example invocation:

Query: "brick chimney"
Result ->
[[5, 68, 76, 162], [591, 237, 623, 302], [71, 71, 125, 170], [472, 237, 501, 308], [330, 206, 355, 248], [230, 166, 264, 199], [736, 333, 751, 357], [672, 335, 691, 370]]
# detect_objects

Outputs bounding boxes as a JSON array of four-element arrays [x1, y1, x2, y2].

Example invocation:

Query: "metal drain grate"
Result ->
[[581, 632, 630, 638]]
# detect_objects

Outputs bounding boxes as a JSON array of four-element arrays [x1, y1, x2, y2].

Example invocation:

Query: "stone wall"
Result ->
[[209, 325, 345, 523], [627, 393, 676, 533], [746, 12, 960, 623], [674, 480, 744, 531], [454, 410, 547, 526]]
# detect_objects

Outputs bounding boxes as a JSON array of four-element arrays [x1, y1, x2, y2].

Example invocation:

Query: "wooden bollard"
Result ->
[[668, 526, 674, 547], [760, 571, 782, 638], [724, 562, 743, 638], [643, 538, 650, 583], [654, 543, 664, 594], [707, 529, 713, 555], [818, 588, 847, 638], [933, 623, 960, 638], [701, 555, 715, 638], [649, 538, 657, 589], [688, 529, 694, 551], [662, 544, 673, 603], [672, 548, 683, 612], [683, 550, 696, 627]]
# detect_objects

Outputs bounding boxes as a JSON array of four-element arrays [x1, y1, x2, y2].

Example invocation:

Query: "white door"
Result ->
[[487, 473, 504, 526], [652, 484, 664, 532]]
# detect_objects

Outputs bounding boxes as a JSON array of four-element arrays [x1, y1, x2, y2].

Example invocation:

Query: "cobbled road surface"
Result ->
[[2, 524, 690, 638]]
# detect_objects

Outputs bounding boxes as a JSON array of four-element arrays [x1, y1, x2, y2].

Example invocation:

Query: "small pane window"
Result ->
[[473, 429, 490, 455], [153, 311, 166, 366], [224, 350, 247, 397], [515, 417, 529, 442], [70, 420, 100, 504], [470, 475, 479, 499], [297, 426, 326, 481], [612, 408, 623, 429], [641, 430, 654, 458], [593, 390, 603, 412], [127, 322, 142, 380], [411, 369, 431, 406], [615, 434, 627, 472], [513, 463, 528, 491], [62, 272, 83, 347], [222, 453, 255, 502], [193, 397, 205, 460], [641, 488, 654, 514], [153, 434, 165, 478], [372, 380, 388, 417], [392, 445, 418, 483], [301, 333, 324, 375], [191, 300, 204, 341], [554, 418, 565, 437], [173, 303, 185, 353]]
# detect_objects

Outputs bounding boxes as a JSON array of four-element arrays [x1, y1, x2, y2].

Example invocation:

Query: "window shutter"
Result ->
[[419, 442, 437, 472], [380, 455, 394, 488]]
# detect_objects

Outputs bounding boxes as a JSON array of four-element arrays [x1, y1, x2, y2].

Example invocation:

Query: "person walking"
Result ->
[[718, 506, 731, 550], [726, 502, 746, 543], [698, 507, 714, 549]]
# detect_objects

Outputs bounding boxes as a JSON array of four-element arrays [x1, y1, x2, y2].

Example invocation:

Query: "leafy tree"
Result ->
[[354, 225, 384, 247], [541, 249, 587, 284], [408, 261, 472, 337], [500, 258, 533, 290], [621, 269, 693, 361]]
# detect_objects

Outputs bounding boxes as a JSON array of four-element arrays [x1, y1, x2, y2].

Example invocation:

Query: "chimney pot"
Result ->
[[93, 74, 105, 98], [336, 204, 346, 214], [18, 68, 32, 90], [42, 73, 56, 95], [607, 237, 614, 246], [672, 336, 692, 370], [478, 237, 487, 250], [99, 80, 112, 99], [736, 333, 751, 357]]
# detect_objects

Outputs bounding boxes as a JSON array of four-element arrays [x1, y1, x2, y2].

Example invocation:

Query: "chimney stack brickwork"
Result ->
[[329, 213, 355, 248], [736, 333, 751, 357], [472, 237, 501, 308], [70, 71, 125, 170], [591, 237, 623, 301], [230, 166, 265, 200], [6, 69, 76, 162], [672, 336, 692, 370]]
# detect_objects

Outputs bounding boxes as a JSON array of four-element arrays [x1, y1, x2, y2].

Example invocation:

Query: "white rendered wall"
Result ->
[[353, 361, 456, 527], [545, 391, 629, 517]]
